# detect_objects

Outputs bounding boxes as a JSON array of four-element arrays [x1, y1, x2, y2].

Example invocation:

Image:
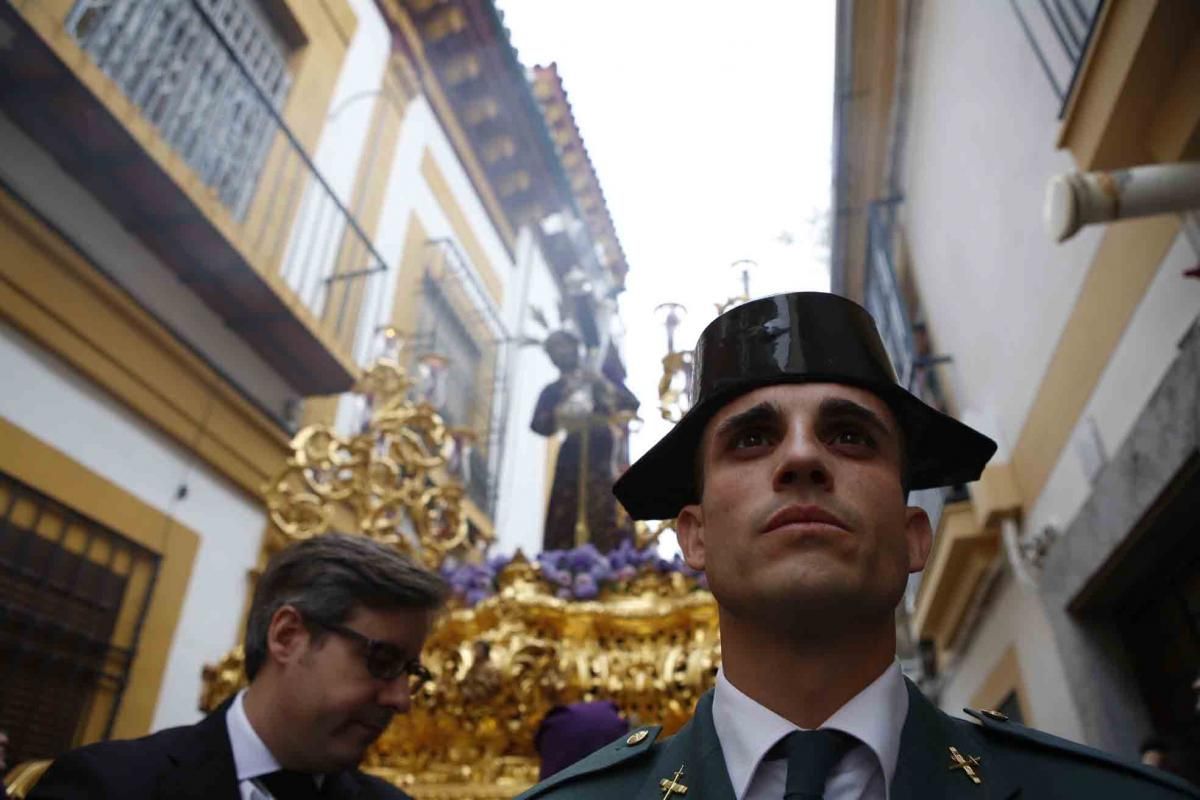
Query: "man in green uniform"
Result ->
[[518, 293, 1198, 800]]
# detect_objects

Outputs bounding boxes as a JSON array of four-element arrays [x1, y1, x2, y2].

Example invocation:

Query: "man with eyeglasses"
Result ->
[[31, 533, 447, 799]]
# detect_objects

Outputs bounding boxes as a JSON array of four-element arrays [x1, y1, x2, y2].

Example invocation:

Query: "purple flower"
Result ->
[[538, 551, 567, 570], [566, 543, 602, 571], [573, 572, 599, 599], [589, 560, 613, 582], [615, 564, 637, 581], [543, 567, 572, 588], [465, 589, 489, 606]]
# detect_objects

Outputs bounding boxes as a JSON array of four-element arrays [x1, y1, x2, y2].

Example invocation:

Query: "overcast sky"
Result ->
[[499, 1, 836, 463]]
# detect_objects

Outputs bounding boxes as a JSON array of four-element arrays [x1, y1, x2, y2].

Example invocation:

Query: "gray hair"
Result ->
[[243, 533, 448, 680]]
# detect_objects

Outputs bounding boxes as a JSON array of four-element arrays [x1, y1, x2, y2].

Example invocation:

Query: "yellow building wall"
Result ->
[[0, 418, 199, 741]]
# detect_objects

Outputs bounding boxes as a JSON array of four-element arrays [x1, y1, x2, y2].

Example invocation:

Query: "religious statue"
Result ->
[[531, 330, 639, 552]]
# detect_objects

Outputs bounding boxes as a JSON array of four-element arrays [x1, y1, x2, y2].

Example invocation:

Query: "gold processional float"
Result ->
[[199, 297, 718, 799]]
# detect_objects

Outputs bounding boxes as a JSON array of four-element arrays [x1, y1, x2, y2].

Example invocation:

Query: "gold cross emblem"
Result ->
[[948, 746, 983, 785], [659, 764, 688, 798]]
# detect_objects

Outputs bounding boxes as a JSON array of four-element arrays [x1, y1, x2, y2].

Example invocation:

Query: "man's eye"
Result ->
[[832, 428, 874, 448], [732, 430, 771, 449]]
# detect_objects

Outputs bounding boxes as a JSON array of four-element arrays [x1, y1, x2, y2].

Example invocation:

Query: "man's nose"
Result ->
[[772, 428, 831, 492], [377, 676, 412, 714]]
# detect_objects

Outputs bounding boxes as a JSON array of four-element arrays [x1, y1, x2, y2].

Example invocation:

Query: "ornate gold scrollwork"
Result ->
[[202, 556, 719, 800], [261, 359, 482, 569], [204, 358, 721, 799], [657, 350, 693, 424]]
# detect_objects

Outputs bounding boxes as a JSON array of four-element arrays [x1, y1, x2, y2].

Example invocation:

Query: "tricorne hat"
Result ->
[[613, 292, 997, 520]]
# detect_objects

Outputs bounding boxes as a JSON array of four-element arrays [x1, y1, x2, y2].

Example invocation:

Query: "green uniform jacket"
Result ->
[[517, 680, 1199, 799]]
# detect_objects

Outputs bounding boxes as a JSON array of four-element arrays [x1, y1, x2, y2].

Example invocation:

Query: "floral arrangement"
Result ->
[[442, 539, 706, 606]]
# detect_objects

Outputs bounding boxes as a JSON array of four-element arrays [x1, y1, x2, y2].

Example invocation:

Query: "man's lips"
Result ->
[[761, 504, 849, 534], [352, 716, 391, 736]]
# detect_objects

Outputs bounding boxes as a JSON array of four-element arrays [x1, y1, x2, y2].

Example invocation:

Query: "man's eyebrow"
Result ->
[[713, 401, 782, 441], [817, 397, 894, 439]]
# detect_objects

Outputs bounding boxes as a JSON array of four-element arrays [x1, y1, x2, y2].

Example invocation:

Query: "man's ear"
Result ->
[[266, 604, 311, 666], [904, 505, 933, 573], [675, 504, 707, 571]]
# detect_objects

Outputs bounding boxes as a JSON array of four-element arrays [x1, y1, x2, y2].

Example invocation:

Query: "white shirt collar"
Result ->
[[226, 689, 282, 782], [711, 660, 908, 800]]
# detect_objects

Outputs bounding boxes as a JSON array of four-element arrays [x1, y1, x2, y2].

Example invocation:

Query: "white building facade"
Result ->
[[833, 0, 1200, 767]]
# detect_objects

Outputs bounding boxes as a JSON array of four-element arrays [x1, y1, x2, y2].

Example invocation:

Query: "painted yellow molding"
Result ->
[[1146, 28, 1200, 162], [970, 462, 1023, 530], [421, 148, 506, 307], [0, 418, 200, 741], [391, 213, 432, 341], [1009, 214, 1182, 506], [970, 646, 1034, 727], [11, 0, 363, 383], [376, 0, 517, 255], [322, 70, 410, 354], [0, 186, 289, 498], [1058, 0, 1200, 169], [836, 0, 900, 302], [317, 0, 359, 46], [912, 501, 999, 653]]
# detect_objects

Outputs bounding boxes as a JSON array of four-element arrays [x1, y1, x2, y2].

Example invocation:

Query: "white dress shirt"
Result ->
[[711, 661, 908, 800], [225, 689, 323, 800]]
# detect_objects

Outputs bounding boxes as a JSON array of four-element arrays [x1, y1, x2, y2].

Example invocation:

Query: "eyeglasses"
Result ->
[[307, 617, 433, 686]]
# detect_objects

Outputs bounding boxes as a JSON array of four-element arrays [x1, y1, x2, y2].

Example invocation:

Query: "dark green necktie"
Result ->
[[780, 729, 857, 800], [258, 769, 324, 800]]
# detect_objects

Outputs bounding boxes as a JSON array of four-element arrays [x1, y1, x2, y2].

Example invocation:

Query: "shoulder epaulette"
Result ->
[[964, 708, 1200, 797], [516, 725, 664, 799]]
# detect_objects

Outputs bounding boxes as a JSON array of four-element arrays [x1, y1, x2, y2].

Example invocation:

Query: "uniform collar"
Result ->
[[712, 660, 908, 800], [226, 689, 283, 782]]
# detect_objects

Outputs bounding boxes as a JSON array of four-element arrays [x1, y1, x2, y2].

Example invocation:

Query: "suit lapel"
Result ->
[[891, 679, 1021, 800], [323, 770, 366, 799], [636, 692, 735, 800], [157, 700, 241, 800]]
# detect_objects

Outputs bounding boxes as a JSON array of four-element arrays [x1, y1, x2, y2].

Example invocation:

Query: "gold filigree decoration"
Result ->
[[261, 359, 486, 569], [657, 351, 693, 423], [201, 556, 719, 800]]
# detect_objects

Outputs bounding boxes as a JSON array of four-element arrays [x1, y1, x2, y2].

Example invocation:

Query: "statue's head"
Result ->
[[544, 330, 582, 372]]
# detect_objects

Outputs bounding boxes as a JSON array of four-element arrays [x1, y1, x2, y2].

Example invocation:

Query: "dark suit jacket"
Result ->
[[517, 679, 1200, 799], [28, 702, 411, 800]]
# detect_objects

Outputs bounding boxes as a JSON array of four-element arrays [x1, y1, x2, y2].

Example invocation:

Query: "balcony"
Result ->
[[0, 0, 388, 394], [862, 201, 953, 411], [1010, 0, 1104, 114], [415, 239, 508, 517]]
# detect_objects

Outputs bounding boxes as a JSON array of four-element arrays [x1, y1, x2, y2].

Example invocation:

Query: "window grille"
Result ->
[[65, 0, 293, 218], [1009, 0, 1104, 113], [0, 472, 161, 766], [415, 278, 494, 510], [863, 202, 915, 390], [417, 278, 484, 434]]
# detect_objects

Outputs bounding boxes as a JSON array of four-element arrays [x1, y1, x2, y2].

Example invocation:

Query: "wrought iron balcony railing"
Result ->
[[863, 201, 952, 412], [66, 0, 291, 221], [26, 0, 393, 380], [864, 201, 917, 390], [1009, 0, 1104, 115], [420, 240, 510, 517]]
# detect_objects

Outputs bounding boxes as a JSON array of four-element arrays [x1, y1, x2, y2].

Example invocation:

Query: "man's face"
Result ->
[[278, 605, 433, 772], [675, 383, 931, 634], [545, 335, 580, 372]]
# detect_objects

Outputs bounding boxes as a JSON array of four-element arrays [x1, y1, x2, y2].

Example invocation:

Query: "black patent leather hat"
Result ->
[[613, 292, 997, 520]]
